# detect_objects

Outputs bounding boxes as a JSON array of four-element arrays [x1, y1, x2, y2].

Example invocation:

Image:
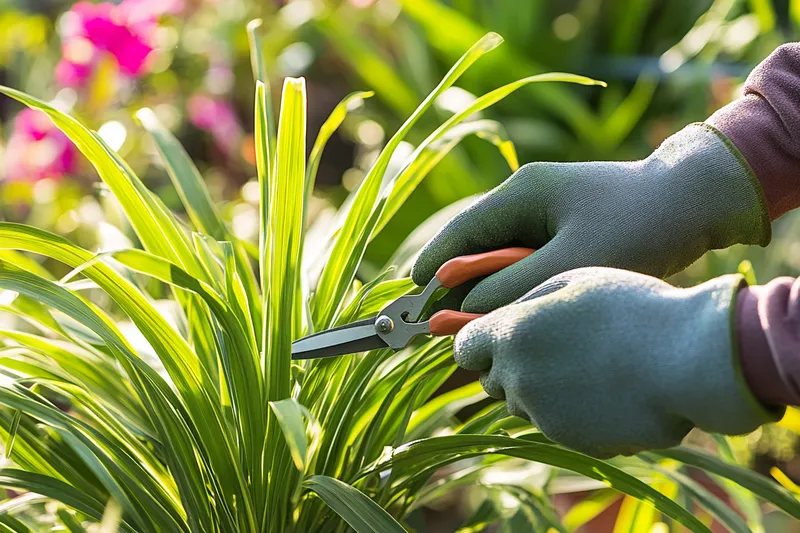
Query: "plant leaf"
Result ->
[[0, 469, 137, 533], [5, 410, 21, 459], [247, 19, 276, 160], [306, 91, 373, 202], [561, 490, 620, 532], [264, 76, 307, 398], [373, 72, 605, 238], [312, 32, 504, 329], [262, 77, 308, 529], [303, 475, 406, 533], [643, 461, 749, 533], [652, 446, 800, 519], [135, 109, 226, 240], [269, 399, 308, 471], [361, 435, 712, 533]]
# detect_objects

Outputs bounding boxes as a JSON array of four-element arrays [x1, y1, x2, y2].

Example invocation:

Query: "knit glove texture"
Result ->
[[455, 267, 782, 458], [413, 124, 770, 313]]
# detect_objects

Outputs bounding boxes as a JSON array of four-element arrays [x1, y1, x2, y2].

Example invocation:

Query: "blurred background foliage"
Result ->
[[1, 0, 799, 529]]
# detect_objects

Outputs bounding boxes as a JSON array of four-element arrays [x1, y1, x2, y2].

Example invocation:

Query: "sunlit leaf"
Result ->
[[270, 399, 308, 471], [312, 32, 505, 329], [303, 475, 406, 533]]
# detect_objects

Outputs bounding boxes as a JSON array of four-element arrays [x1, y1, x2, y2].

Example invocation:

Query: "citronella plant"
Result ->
[[0, 20, 797, 533]]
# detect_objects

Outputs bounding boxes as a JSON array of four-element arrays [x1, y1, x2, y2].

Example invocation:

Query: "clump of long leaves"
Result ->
[[0, 21, 797, 533]]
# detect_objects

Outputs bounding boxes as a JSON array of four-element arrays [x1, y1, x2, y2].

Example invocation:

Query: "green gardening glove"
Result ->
[[455, 267, 782, 458], [412, 123, 770, 313]]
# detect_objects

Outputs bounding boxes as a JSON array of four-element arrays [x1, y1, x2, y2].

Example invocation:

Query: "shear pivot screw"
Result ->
[[375, 315, 394, 333]]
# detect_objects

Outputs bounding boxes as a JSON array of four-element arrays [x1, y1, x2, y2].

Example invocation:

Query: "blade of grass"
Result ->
[[255, 81, 272, 353], [264, 76, 306, 398], [0, 251, 53, 280], [5, 410, 21, 459], [269, 399, 308, 471], [312, 32, 504, 329], [303, 475, 407, 533], [262, 77, 307, 532], [0, 469, 136, 533], [710, 435, 766, 532], [398, 0, 602, 144], [298, 91, 371, 335], [335, 277, 416, 326], [612, 495, 657, 533], [306, 91, 373, 204], [0, 513, 36, 533], [359, 435, 712, 533], [642, 461, 749, 533], [135, 109, 226, 240], [651, 447, 800, 519], [373, 72, 604, 237], [561, 490, 620, 532], [406, 381, 486, 440], [57, 508, 88, 533], [247, 19, 277, 161]]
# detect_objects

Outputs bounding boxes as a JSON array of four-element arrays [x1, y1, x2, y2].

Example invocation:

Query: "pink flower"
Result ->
[[187, 95, 243, 155], [56, 0, 170, 87], [3, 109, 78, 182], [55, 57, 94, 87], [81, 5, 151, 75]]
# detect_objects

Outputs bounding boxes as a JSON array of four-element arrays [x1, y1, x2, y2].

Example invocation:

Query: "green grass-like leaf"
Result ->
[[303, 475, 407, 532]]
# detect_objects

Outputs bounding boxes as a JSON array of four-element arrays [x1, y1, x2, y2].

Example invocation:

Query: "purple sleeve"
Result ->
[[736, 281, 800, 406], [707, 44, 800, 406], [708, 43, 800, 219]]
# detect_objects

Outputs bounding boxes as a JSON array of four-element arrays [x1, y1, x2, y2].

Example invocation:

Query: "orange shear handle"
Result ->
[[428, 247, 534, 336]]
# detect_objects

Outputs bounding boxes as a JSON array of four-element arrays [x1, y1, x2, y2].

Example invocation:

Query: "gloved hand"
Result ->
[[412, 123, 770, 313], [456, 267, 782, 458]]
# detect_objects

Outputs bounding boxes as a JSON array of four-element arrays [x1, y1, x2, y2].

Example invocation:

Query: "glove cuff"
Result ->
[[698, 122, 772, 243], [652, 123, 772, 250], [670, 274, 783, 436]]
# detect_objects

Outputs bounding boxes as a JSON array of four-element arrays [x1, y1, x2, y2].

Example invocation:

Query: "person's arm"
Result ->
[[414, 44, 800, 408], [411, 44, 800, 457], [738, 280, 800, 406], [411, 55, 782, 315], [705, 44, 800, 408], [709, 43, 800, 219]]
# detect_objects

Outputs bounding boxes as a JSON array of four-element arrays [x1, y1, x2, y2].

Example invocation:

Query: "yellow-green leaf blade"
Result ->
[[269, 399, 308, 471], [303, 475, 407, 533], [265, 77, 307, 398], [312, 32, 504, 330], [135, 108, 226, 240]]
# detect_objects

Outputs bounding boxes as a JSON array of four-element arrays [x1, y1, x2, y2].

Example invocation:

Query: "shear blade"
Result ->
[[291, 318, 389, 360]]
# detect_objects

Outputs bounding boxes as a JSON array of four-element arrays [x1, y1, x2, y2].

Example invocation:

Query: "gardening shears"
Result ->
[[291, 247, 534, 360]]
